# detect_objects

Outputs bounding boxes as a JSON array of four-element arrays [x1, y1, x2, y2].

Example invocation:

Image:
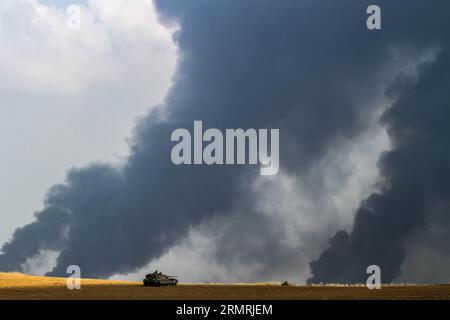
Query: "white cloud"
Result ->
[[0, 0, 178, 245]]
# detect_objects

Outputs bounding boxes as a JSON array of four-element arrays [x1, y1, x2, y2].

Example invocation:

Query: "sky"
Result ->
[[1, 0, 450, 284], [0, 0, 177, 245]]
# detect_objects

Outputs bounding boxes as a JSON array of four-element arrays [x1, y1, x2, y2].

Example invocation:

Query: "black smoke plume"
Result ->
[[1, 1, 449, 282], [309, 50, 450, 283]]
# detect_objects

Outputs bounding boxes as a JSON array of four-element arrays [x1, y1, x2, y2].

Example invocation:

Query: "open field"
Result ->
[[1, 273, 450, 300]]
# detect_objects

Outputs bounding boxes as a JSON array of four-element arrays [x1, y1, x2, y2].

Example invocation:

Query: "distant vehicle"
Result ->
[[143, 270, 178, 287]]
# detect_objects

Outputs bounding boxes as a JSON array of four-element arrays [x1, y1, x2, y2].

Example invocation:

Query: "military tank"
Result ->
[[143, 270, 178, 287]]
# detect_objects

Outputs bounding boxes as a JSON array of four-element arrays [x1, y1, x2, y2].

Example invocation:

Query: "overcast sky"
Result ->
[[1, 1, 449, 284], [0, 0, 389, 282], [0, 0, 177, 245]]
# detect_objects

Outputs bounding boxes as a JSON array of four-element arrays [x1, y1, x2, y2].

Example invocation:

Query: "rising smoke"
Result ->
[[309, 50, 450, 283], [1, 0, 450, 282]]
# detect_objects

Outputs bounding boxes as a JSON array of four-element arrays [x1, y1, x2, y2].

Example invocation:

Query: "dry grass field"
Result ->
[[1, 273, 450, 300]]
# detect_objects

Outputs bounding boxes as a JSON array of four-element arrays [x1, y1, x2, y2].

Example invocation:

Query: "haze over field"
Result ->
[[1, 0, 450, 284], [1, 273, 450, 300]]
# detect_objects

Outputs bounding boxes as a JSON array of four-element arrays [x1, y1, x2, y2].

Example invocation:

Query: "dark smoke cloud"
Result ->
[[1, 0, 449, 282], [308, 1, 450, 284], [309, 50, 450, 283]]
